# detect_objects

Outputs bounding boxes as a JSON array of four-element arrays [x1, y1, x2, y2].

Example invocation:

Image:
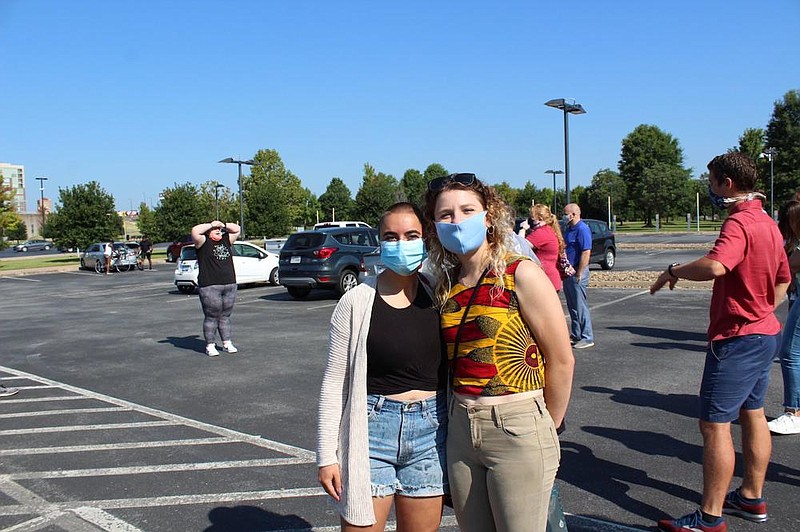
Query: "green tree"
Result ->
[[765, 89, 800, 203], [152, 183, 205, 242], [619, 124, 688, 225], [247, 149, 305, 237], [46, 181, 122, 250], [318, 177, 354, 222], [736, 127, 765, 162], [639, 163, 692, 223], [0, 175, 22, 249], [353, 163, 399, 227], [492, 181, 518, 211], [197, 181, 236, 222], [5, 220, 26, 242], [423, 163, 448, 182], [400, 168, 427, 207], [514, 182, 540, 218], [136, 202, 157, 239], [584, 169, 627, 222]]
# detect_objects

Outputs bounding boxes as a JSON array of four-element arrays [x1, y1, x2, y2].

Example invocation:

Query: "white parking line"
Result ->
[[0, 276, 42, 282], [0, 487, 325, 516], [0, 407, 131, 419], [0, 420, 175, 436], [71, 507, 145, 532], [0, 437, 232, 456], [4, 457, 313, 480]]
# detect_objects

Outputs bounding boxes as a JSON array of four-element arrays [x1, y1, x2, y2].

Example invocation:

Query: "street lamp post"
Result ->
[[760, 147, 777, 219], [218, 157, 255, 238], [544, 169, 564, 213], [35, 177, 48, 236], [213, 183, 226, 221], [545, 98, 586, 205]]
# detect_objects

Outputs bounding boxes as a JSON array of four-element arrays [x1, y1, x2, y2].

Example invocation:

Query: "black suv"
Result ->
[[278, 227, 379, 299], [560, 218, 616, 270], [517, 217, 617, 270]]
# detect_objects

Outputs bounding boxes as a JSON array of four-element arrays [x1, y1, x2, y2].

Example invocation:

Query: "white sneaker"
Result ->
[[767, 412, 800, 435], [222, 342, 238, 354], [206, 344, 220, 357], [573, 339, 595, 349]]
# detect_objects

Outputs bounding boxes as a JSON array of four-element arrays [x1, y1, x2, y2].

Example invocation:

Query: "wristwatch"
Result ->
[[667, 263, 680, 278]]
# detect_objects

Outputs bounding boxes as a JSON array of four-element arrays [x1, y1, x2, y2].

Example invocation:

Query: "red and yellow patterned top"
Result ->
[[441, 256, 544, 396]]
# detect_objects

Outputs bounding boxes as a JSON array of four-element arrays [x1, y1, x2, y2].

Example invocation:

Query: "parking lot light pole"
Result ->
[[759, 147, 777, 219], [218, 157, 254, 238], [35, 176, 48, 237], [545, 98, 586, 205], [544, 169, 564, 213], [214, 183, 225, 221]]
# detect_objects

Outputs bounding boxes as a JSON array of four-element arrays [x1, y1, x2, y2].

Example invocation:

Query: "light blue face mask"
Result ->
[[380, 239, 427, 276], [435, 211, 488, 255]]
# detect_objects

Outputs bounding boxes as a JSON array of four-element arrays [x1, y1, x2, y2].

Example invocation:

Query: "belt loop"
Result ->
[[375, 395, 385, 414], [534, 396, 544, 416]]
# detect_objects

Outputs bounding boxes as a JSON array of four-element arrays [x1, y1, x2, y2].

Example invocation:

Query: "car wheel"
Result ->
[[601, 248, 616, 270], [287, 286, 311, 299], [44, 245, 51, 250], [337, 269, 359, 295], [177, 285, 195, 294], [94, 260, 104, 274], [21, 246, 27, 252], [269, 267, 279, 285]]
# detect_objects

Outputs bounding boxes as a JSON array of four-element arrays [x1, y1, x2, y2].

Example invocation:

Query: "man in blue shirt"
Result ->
[[563, 204, 594, 348]]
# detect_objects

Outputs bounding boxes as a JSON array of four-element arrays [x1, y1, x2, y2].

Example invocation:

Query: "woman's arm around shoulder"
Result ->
[[513, 260, 575, 428]]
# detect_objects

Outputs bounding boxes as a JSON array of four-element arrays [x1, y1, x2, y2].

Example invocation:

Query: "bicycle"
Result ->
[[95, 250, 133, 273]]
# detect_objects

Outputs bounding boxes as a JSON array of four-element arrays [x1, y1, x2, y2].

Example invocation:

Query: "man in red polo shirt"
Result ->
[[650, 152, 791, 532]]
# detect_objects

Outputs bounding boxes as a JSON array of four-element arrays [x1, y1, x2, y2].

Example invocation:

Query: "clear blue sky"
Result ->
[[2, 0, 798, 212]]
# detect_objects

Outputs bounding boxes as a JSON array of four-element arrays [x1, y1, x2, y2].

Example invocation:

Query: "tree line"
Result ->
[[4, 90, 796, 251]]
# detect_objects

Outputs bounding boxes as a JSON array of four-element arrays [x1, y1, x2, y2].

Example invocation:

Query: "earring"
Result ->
[[486, 226, 495, 241]]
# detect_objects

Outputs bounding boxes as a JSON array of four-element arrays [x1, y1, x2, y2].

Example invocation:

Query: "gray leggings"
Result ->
[[198, 283, 237, 344]]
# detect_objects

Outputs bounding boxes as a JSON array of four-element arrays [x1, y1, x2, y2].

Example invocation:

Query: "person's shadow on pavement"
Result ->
[[558, 440, 700, 523], [204, 505, 312, 531], [583, 386, 697, 418]]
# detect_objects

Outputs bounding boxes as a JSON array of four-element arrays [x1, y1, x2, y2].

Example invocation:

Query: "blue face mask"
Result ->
[[708, 185, 729, 210], [435, 211, 488, 255], [380, 239, 427, 276], [708, 185, 765, 210]]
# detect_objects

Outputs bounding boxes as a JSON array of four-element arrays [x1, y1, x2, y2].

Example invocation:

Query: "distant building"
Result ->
[[0, 162, 26, 213]]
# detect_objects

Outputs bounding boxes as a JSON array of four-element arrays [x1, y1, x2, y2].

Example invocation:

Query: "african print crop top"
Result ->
[[440, 256, 544, 396]]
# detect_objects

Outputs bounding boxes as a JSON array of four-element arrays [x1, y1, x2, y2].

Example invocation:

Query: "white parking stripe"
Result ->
[[5, 457, 312, 480], [0, 437, 232, 456], [0, 396, 90, 404], [0, 420, 174, 436], [71, 507, 145, 532], [0, 276, 41, 282], [589, 290, 651, 311], [1, 365, 316, 459], [0, 487, 325, 516], [0, 407, 130, 419]]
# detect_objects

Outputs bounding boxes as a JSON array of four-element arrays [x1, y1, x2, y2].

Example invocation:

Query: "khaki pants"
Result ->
[[448, 394, 560, 532]]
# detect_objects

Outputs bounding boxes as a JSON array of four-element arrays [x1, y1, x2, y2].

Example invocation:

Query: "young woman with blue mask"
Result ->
[[423, 174, 575, 532], [317, 202, 448, 531]]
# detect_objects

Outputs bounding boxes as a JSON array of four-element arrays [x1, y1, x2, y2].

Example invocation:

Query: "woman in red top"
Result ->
[[519, 204, 565, 291]]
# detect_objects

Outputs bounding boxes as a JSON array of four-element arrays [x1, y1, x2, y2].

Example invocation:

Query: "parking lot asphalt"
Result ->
[[0, 252, 797, 531]]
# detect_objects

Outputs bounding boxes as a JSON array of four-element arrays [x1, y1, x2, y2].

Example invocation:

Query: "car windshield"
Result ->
[[283, 233, 326, 250]]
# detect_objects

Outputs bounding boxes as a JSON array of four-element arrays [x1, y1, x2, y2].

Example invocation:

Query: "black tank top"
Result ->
[[197, 233, 236, 287], [366, 285, 446, 395]]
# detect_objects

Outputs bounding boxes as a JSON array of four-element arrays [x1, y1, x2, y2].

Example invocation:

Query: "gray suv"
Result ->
[[279, 227, 379, 299]]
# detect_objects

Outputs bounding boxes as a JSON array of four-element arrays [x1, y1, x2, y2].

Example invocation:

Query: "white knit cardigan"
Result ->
[[317, 277, 379, 526]]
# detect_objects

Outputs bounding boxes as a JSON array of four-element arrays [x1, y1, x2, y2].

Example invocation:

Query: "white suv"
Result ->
[[312, 221, 371, 229]]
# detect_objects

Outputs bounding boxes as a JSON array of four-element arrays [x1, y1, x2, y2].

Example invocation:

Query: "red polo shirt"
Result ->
[[705, 200, 791, 342]]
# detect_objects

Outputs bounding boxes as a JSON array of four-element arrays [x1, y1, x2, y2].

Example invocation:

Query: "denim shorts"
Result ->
[[700, 334, 779, 422], [367, 393, 448, 497]]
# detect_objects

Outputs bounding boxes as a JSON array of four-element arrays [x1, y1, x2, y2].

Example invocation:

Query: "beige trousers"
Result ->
[[447, 394, 560, 532]]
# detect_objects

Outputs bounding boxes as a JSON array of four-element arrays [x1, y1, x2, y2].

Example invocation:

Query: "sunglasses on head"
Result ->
[[427, 173, 477, 192]]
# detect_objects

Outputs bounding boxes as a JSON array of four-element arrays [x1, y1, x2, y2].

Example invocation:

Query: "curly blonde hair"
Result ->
[[422, 176, 515, 308], [530, 204, 565, 255]]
